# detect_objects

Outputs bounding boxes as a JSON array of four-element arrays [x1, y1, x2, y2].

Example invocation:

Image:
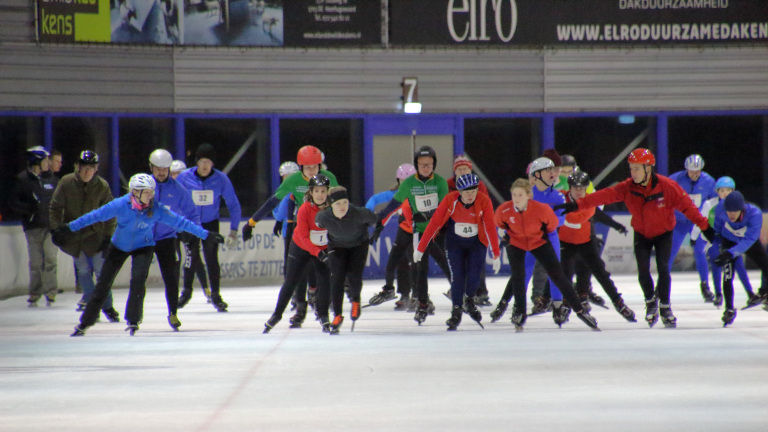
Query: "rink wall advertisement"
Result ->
[[36, 0, 379, 46]]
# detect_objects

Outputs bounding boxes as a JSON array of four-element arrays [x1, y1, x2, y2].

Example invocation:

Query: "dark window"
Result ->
[[0, 116, 44, 221], [118, 117, 175, 184], [51, 117, 114, 195]]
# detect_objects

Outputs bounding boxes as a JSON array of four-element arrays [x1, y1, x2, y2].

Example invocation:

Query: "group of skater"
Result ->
[[10, 141, 768, 336]]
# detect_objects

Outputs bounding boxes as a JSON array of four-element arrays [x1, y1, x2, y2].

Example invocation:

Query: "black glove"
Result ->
[[553, 201, 579, 214], [206, 231, 225, 244], [713, 250, 734, 266], [412, 212, 429, 223], [702, 227, 716, 243], [272, 221, 283, 237], [369, 220, 384, 245], [242, 224, 254, 242], [500, 233, 510, 248], [51, 224, 72, 248], [614, 224, 628, 235], [317, 250, 331, 265]]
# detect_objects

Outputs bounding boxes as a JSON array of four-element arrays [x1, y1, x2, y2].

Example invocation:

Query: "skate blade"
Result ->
[[263, 326, 272, 334], [362, 297, 396, 308], [741, 303, 762, 310], [350, 321, 356, 332], [473, 320, 484, 329], [663, 322, 676, 328], [288, 323, 302, 329], [514, 326, 524, 333]]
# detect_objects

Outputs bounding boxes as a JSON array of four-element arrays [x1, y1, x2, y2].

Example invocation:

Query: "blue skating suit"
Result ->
[[668, 170, 716, 283], [524, 186, 566, 301]]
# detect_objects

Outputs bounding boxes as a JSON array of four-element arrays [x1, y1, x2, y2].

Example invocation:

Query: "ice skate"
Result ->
[[103, 308, 120, 323], [463, 297, 484, 329], [576, 310, 601, 331], [741, 293, 763, 310], [612, 298, 637, 322], [70, 325, 86, 337], [318, 315, 331, 333], [307, 287, 317, 310], [713, 294, 723, 308], [414, 302, 428, 325], [531, 297, 551, 315], [552, 303, 571, 328], [446, 305, 462, 331], [700, 282, 714, 303], [474, 293, 492, 307], [587, 290, 609, 309], [579, 294, 592, 313], [329, 315, 344, 335], [722, 308, 737, 327], [443, 289, 452, 301], [427, 297, 436, 315], [350, 302, 361, 321], [659, 304, 677, 328], [76, 299, 86, 311], [203, 287, 212, 304], [490, 299, 508, 323], [27, 295, 40, 308], [45, 295, 55, 307], [645, 297, 659, 328], [211, 293, 228, 312], [289, 302, 307, 328], [263, 314, 281, 334], [125, 323, 139, 336], [178, 289, 192, 308], [367, 285, 396, 306], [393, 294, 410, 311], [407, 297, 418, 312], [510, 309, 527, 332], [167, 314, 181, 331]]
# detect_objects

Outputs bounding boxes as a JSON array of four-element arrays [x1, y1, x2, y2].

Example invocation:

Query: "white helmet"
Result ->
[[684, 154, 705, 171], [129, 173, 156, 191], [528, 157, 555, 175], [170, 160, 187, 173], [279, 161, 300, 176], [149, 149, 173, 168]]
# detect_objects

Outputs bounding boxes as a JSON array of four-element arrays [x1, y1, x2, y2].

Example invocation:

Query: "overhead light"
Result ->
[[618, 115, 635, 124], [404, 102, 422, 114], [402, 77, 421, 114]]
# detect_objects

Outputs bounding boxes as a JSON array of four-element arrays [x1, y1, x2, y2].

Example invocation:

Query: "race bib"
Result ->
[[192, 190, 214, 206], [310, 229, 328, 246], [455, 222, 478, 238], [414, 193, 438, 213], [689, 193, 702, 208]]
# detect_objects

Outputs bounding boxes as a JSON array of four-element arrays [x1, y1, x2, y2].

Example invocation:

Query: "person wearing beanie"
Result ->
[[711, 190, 768, 326], [176, 143, 242, 312]]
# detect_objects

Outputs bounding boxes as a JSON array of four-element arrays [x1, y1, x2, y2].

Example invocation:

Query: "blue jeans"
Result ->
[[74, 251, 113, 310]]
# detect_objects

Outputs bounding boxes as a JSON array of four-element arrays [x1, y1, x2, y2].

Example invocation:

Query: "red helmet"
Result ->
[[628, 148, 655, 166], [297, 145, 323, 166]]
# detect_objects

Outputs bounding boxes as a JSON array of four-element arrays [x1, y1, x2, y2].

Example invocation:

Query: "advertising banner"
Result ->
[[390, 0, 768, 46], [37, 0, 379, 47]]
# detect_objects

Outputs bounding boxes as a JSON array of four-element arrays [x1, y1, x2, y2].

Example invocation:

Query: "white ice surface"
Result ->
[[1, 273, 767, 432]]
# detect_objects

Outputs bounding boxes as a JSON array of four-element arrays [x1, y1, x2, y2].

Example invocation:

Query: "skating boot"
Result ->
[[211, 293, 228, 312], [329, 315, 344, 335], [612, 297, 637, 322], [407, 297, 418, 312], [45, 295, 55, 307], [414, 302, 428, 325], [103, 308, 120, 323], [125, 323, 139, 336], [722, 308, 737, 327], [742, 293, 763, 310], [27, 295, 40, 308], [490, 299, 508, 323], [76, 298, 87, 311], [307, 287, 317, 310], [203, 287, 212, 304], [178, 289, 192, 308], [579, 294, 592, 313], [700, 282, 715, 303], [263, 314, 281, 334], [70, 324, 86, 337], [426, 297, 436, 315], [446, 305, 462, 331], [368, 285, 396, 306], [645, 297, 659, 328], [393, 294, 410, 311], [318, 315, 331, 333], [576, 310, 601, 331], [443, 288, 452, 301], [351, 302, 361, 321], [552, 302, 571, 328], [463, 297, 483, 328], [531, 297, 551, 315], [290, 293, 298, 311], [474, 293, 492, 307], [167, 314, 181, 331], [289, 302, 308, 328], [587, 290, 608, 309], [659, 304, 677, 328], [713, 293, 723, 308], [510, 309, 527, 332]]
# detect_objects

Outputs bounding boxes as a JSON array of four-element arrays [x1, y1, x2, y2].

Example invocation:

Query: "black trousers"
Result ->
[[561, 240, 621, 303], [177, 238, 208, 290], [328, 243, 368, 316], [413, 231, 450, 303], [503, 242, 584, 314], [721, 238, 768, 310], [183, 220, 221, 294], [80, 245, 154, 327], [385, 227, 416, 296], [273, 240, 330, 318], [633, 230, 673, 304], [155, 237, 180, 315]]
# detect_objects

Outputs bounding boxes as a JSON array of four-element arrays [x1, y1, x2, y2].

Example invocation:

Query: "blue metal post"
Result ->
[[363, 115, 374, 199], [270, 115, 281, 191], [453, 115, 464, 156], [43, 115, 52, 151], [174, 116, 185, 161], [541, 114, 555, 150]]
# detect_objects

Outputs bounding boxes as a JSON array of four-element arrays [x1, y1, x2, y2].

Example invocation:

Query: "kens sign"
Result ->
[[446, 0, 518, 42]]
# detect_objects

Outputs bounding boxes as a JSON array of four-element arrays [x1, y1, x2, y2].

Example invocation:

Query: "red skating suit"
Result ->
[[292, 201, 328, 257], [558, 192, 595, 245], [494, 199, 559, 251]]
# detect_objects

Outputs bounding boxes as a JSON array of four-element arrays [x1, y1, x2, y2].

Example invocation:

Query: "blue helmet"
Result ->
[[715, 176, 735, 190], [26, 146, 49, 166], [456, 173, 479, 190]]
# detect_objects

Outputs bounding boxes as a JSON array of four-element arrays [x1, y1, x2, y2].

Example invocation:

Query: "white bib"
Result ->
[[310, 229, 328, 246], [689, 193, 702, 208], [455, 222, 478, 238], [192, 190, 214, 206], [414, 193, 438, 213]]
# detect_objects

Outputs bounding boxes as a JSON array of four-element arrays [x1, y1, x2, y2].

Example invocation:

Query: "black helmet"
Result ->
[[567, 170, 590, 188], [26, 146, 49, 166], [414, 146, 437, 169], [561, 154, 577, 168], [308, 174, 330, 189], [78, 150, 99, 165]]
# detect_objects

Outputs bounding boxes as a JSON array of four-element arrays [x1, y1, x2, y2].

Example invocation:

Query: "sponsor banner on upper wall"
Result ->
[[36, 0, 379, 46], [389, 0, 768, 46]]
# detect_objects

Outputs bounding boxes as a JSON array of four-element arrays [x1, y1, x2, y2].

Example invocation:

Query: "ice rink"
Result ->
[[1, 272, 767, 432]]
